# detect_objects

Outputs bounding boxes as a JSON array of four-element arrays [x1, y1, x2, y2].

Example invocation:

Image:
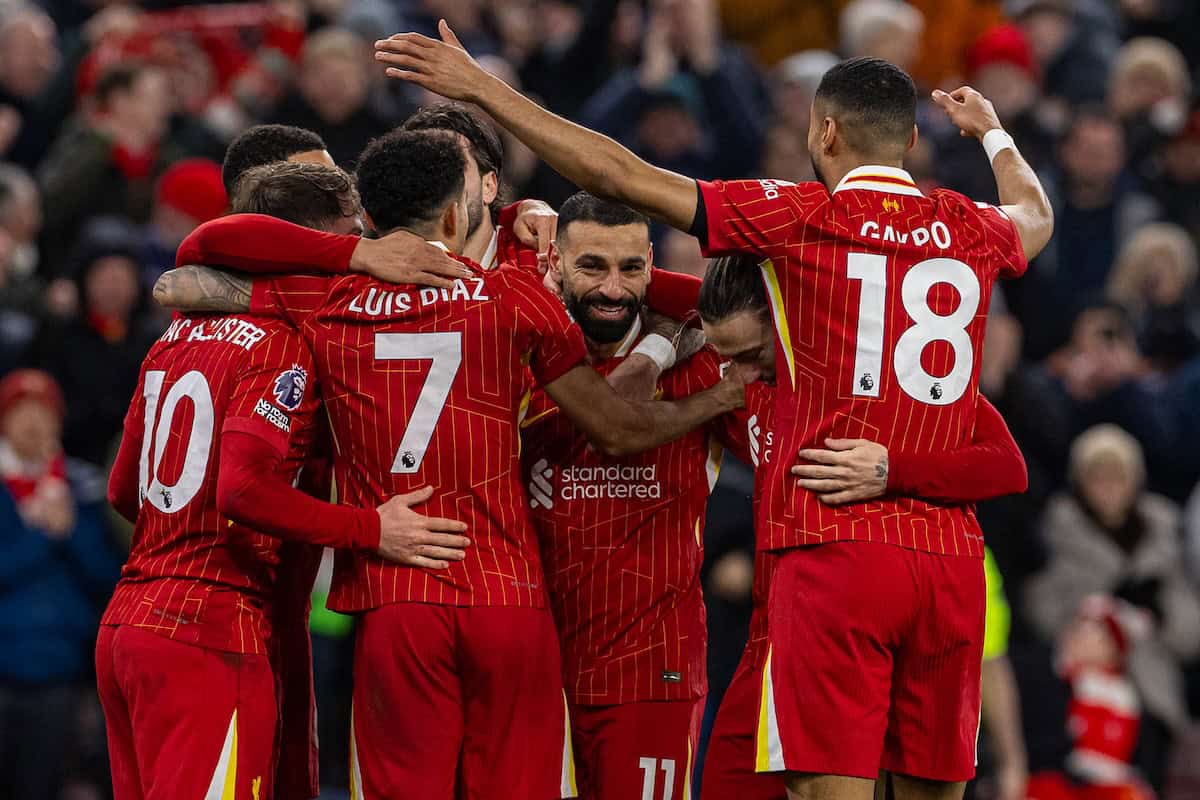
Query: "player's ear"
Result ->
[[821, 116, 837, 155], [482, 170, 498, 206], [907, 124, 919, 154], [442, 201, 460, 241], [548, 239, 563, 274], [646, 243, 655, 274]]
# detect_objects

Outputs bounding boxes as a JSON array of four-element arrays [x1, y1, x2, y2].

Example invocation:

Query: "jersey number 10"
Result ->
[[846, 253, 982, 406]]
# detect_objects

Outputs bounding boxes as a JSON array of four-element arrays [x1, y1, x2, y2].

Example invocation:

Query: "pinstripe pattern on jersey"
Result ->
[[699, 175, 1027, 559], [522, 347, 729, 705], [254, 259, 587, 610], [102, 314, 318, 655]]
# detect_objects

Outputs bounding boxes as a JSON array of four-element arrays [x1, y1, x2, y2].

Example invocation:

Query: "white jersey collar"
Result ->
[[480, 229, 499, 270], [612, 315, 644, 358], [832, 165, 924, 197]]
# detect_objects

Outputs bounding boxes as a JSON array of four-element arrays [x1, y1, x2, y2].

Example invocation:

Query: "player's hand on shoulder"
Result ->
[[350, 230, 472, 288], [512, 200, 557, 268], [792, 439, 889, 505], [931, 86, 1003, 140], [375, 485, 471, 570]]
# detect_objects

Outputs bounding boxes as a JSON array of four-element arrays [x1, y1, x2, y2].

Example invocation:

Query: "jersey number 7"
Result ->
[[374, 332, 463, 474]]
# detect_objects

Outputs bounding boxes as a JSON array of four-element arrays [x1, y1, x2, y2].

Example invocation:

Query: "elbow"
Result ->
[[1009, 454, 1030, 496], [215, 480, 253, 527], [152, 271, 181, 310], [1026, 201, 1055, 262]]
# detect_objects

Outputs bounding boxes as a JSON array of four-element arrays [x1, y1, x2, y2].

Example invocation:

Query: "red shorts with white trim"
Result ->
[[96, 625, 278, 800], [569, 698, 703, 800], [757, 542, 984, 782], [701, 639, 786, 800], [349, 602, 573, 800]]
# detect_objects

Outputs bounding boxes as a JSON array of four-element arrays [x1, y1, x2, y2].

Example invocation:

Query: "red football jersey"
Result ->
[[718, 382, 778, 671], [102, 313, 320, 654], [697, 166, 1027, 558], [522, 328, 739, 705], [249, 256, 588, 610]]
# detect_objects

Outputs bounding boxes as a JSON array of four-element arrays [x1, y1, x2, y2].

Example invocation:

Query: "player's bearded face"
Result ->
[[558, 223, 651, 345]]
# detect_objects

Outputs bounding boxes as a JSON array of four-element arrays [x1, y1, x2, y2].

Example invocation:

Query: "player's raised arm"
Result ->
[[544, 363, 744, 457], [375, 21, 700, 232], [932, 87, 1054, 262]]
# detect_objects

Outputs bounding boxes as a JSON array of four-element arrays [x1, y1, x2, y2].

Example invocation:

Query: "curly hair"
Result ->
[[355, 129, 466, 234]]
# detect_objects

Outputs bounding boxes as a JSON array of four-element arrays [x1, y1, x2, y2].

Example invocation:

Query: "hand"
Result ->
[[931, 87, 1003, 140], [512, 199, 557, 267], [673, 0, 720, 74], [712, 362, 745, 410], [791, 439, 889, 505], [708, 549, 753, 602], [350, 230, 473, 288], [375, 20, 496, 104], [374, 486, 471, 570], [24, 479, 75, 540], [638, 9, 678, 89]]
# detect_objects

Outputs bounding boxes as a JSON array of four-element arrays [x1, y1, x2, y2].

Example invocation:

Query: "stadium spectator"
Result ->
[[768, 49, 838, 143], [1026, 424, 1200, 786], [140, 157, 226, 283], [32, 218, 157, 467], [1147, 106, 1200, 243], [37, 61, 172, 274], [0, 166, 45, 373], [1108, 37, 1192, 178], [838, 0, 924, 71], [1012, 0, 1119, 110], [1019, 109, 1159, 358], [716, 0, 845, 67], [578, 0, 768, 189], [905, 0, 1005, 89], [1106, 223, 1200, 368], [0, 4, 61, 169], [0, 368, 121, 800], [271, 28, 392, 168]]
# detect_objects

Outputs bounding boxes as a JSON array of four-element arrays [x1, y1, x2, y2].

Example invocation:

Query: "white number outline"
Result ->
[[138, 369, 215, 513], [847, 254, 981, 406], [374, 332, 463, 474]]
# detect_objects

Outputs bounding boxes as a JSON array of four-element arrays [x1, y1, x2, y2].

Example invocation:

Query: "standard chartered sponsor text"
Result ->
[[559, 464, 661, 501]]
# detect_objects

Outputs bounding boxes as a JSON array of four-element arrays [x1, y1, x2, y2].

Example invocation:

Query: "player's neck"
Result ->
[[463, 217, 497, 266]]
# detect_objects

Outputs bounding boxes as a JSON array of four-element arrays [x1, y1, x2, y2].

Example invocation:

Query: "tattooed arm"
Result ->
[[154, 266, 253, 313]]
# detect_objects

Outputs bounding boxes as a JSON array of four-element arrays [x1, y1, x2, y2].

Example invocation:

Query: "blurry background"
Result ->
[[1, 0, 1198, 798]]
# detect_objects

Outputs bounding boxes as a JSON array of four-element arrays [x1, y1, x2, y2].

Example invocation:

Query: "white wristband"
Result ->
[[981, 129, 1015, 164], [631, 333, 676, 372]]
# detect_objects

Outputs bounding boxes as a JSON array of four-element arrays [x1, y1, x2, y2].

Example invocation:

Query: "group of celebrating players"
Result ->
[[95, 19, 1053, 800]]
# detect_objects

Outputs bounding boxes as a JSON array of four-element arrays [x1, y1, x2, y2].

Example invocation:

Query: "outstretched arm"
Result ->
[[154, 266, 253, 313], [375, 21, 700, 232], [544, 363, 743, 456], [932, 87, 1054, 263]]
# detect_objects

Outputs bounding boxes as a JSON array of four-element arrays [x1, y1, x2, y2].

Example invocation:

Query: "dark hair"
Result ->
[[1064, 104, 1122, 143], [698, 254, 769, 324], [93, 61, 152, 110], [355, 129, 466, 234], [402, 103, 504, 219], [222, 124, 328, 196], [814, 57, 917, 157], [231, 162, 360, 232], [557, 192, 650, 240]]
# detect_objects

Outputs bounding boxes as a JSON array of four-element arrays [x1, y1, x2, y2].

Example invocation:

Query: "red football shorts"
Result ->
[[757, 542, 985, 782], [702, 640, 786, 800], [569, 698, 703, 800], [349, 602, 574, 800], [96, 625, 278, 800]]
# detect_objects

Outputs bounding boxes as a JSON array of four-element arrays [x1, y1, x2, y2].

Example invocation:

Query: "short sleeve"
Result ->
[[250, 274, 334, 329], [974, 203, 1028, 279], [223, 325, 319, 456], [712, 381, 774, 468], [695, 178, 821, 257], [497, 267, 587, 387]]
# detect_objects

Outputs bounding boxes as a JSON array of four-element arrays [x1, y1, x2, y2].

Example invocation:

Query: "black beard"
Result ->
[[466, 191, 484, 237], [565, 292, 639, 344]]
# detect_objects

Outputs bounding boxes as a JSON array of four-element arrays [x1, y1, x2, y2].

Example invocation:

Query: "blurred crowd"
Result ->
[[1, 0, 1199, 797]]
